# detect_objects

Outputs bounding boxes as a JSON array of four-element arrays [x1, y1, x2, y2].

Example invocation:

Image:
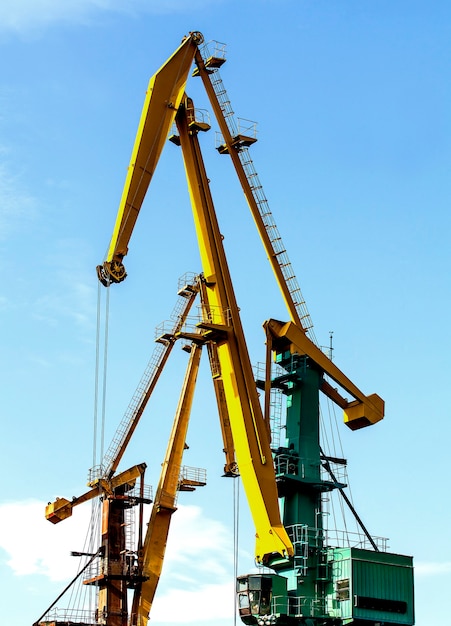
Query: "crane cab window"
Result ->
[[237, 575, 273, 617]]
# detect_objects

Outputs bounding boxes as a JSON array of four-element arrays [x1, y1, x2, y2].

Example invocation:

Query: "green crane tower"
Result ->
[[237, 344, 414, 626]]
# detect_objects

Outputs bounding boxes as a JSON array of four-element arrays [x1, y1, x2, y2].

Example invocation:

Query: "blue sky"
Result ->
[[0, 1, 450, 625]]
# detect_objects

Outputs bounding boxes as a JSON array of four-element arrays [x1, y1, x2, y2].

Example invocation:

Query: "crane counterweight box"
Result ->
[[329, 547, 414, 624]]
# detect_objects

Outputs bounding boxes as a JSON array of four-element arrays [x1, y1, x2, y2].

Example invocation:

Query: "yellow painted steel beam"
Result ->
[[265, 318, 384, 430], [133, 343, 203, 626], [104, 278, 200, 478], [97, 32, 203, 285], [45, 463, 145, 524], [175, 98, 293, 564], [199, 280, 238, 476], [193, 48, 303, 329], [193, 51, 383, 432]]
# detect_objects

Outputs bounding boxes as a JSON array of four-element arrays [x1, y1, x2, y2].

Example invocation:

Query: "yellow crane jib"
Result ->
[[45, 463, 146, 524], [265, 318, 384, 430], [132, 342, 204, 626], [96, 31, 204, 286], [174, 100, 293, 564]]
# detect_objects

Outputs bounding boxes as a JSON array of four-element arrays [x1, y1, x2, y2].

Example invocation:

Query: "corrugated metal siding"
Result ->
[[331, 548, 414, 625], [353, 549, 414, 625]]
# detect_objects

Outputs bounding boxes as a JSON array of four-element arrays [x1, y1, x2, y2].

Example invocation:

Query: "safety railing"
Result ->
[[180, 465, 207, 485], [38, 607, 97, 624], [325, 528, 388, 552]]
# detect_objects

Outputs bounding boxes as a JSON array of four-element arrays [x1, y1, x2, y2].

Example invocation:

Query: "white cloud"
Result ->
[[0, 499, 237, 624], [0, 0, 218, 35], [150, 504, 236, 623], [163, 504, 233, 573], [151, 506, 234, 625], [0, 0, 112, 34], [415, 561, 451, 577], [152, 581, 235, 624], [0, 499, 94, 581]]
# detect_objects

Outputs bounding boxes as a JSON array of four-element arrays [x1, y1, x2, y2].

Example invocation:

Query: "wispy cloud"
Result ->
[[33, 280, 95, 330], [415, 561, 451, 576], [33, 237, 97, 331], [0, 499, 93, 581], [163, 504, 234, 576], [0, 499, 236, 623], [0, 161, 36, 240], [152, 581, 235, 624], [0, 0, 217, 36], [152, 504, 236, 623], [0, 0, 115, 35]]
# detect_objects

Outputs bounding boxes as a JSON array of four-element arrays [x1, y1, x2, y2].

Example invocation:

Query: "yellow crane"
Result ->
[[38, 31, 413, 626], [39, 274, 206, 626]]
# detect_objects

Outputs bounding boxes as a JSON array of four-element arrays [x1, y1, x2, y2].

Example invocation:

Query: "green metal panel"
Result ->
[[270, 574, 289, 616], [328, 548, 352, 620], [272, 355, 327, 614], [331, 547, 414, 625]]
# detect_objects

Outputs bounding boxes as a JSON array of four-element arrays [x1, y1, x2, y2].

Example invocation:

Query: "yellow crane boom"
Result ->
[[97, 31, 203, 286], [175, 95, 293, 563], [265, 318, 384, 430], [132, 341, 204, 626]]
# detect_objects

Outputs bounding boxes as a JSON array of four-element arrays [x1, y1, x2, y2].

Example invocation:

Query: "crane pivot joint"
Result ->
[[97, 260, 127, 286]]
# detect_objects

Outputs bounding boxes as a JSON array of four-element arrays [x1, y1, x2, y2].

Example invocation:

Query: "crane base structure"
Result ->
[[236, 346, 414, 626]]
